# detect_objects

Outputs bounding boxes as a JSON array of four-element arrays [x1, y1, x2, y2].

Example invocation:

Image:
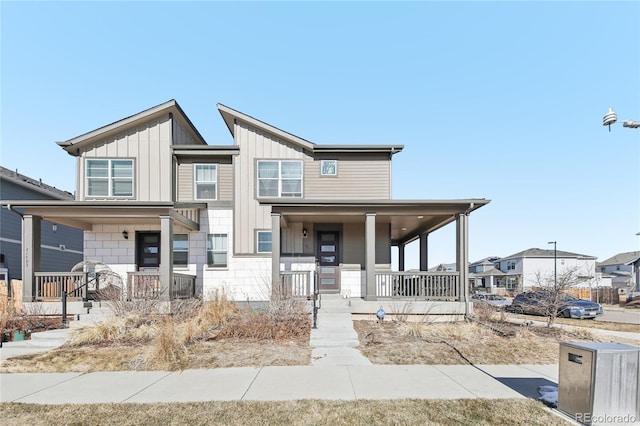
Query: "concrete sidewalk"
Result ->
[[0, 364, 559, 404]]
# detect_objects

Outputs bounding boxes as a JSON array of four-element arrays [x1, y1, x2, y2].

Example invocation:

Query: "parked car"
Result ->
[[509, 291, 603, 319], [471, 293, 511, 309]]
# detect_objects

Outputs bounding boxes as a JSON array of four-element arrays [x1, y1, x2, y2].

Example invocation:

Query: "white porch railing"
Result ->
[[376, 271, 460, 300], [279, 271, 315, 298]]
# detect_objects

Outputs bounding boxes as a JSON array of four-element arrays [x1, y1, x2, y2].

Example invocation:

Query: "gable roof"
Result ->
[[500, 248, 597, 261], [57, 100, 207, 156], [217, 103, 403, 156], [598, 251, 640, 267], [0, 166, 74, 200]]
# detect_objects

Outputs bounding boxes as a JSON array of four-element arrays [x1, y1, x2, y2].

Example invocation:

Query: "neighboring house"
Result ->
[[0, 167, 83, 285], [495, 248, 600, 292], [469, 256, 505, 291], [3, 100, 489, 304], [597, 251, 640, 290]]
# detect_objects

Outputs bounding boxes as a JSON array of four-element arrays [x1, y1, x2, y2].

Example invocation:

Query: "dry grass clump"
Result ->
[[60, 290, 311, 370], [216, 298, 310, 341]]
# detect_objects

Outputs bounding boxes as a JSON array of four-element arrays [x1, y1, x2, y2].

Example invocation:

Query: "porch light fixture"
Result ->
[[603, 108, 640, 131], [303, 228, 308, 238], [122, 230, 129, 239]]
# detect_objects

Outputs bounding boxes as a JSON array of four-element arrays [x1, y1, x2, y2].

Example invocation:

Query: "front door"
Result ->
[[317, 231, 340, 292], [136, 232, 161, 270]]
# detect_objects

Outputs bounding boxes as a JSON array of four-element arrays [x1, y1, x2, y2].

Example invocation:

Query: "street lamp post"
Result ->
[[548, 241, 557, 288], [603, 108, 640, 131]]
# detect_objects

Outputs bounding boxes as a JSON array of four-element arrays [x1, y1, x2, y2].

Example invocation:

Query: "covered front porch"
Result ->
[[5, 201, 205, 302], [268, 199, 490, 305]]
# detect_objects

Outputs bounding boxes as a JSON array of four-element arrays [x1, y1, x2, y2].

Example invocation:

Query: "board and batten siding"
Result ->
[[173, 121, 199, 146], [304, 155, 391, 199], [176, 160, 233, 202], [77, 115, 173, 202], [234, 122, 305, 254]]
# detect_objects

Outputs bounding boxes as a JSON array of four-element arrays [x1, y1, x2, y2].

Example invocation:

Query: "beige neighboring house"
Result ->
[[3, 100, 489, 307]]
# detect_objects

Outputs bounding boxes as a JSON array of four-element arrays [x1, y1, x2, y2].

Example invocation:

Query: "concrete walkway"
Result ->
[[310, 294, 372, 366]]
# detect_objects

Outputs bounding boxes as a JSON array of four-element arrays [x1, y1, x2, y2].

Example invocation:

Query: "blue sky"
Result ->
[[1, 1, 639, 267]]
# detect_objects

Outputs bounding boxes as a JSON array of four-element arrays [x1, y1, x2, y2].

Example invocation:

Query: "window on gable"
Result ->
[[507, 261, 516, 271], [173, 234, 189, 267], [257, 230, 272, 253], [86, 159, 134, 197], [194, 164, 217, 200], [257, 160, 302, 198], [207, 234, 228, 268]]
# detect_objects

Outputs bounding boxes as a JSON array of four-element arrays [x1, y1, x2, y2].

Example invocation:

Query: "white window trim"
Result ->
[[194, 164, 218, 201], [256, 230, 272, 253], [207, 233, 228, 268], [85, 158, 134, 198], [257, 160, 303, 198], [320, 159, 338, 176]]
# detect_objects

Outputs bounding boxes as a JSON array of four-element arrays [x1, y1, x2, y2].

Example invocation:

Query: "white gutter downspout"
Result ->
[[7, 204, 24, 218]]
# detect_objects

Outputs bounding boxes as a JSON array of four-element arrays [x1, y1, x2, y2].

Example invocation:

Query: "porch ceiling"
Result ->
[[265, 199, 490, 245], [2, 201, 206, 231]]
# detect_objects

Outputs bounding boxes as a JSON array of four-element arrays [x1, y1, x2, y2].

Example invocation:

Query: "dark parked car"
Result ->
[[510, 291, 603, 319]]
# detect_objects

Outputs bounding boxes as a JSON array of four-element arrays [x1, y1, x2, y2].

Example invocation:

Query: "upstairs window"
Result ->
[[320, 160, 337, 176], [194, 164, 217, 200], [257, 160, 302, 198], [86, 159, 134, 197], [507, 260, 516, 271]]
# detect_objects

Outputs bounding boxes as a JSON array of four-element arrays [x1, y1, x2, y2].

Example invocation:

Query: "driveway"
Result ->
[[596, 307, 640, 325]]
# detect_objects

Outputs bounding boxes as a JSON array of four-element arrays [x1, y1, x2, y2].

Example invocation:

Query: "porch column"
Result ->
[[456, 213, 469, 309], [365, 213, 376, 301], [22, 214, 41, 302], [160, 215, 173, 301], [419, 232, 428, 271], [271, 212, 281, 293], [398, 243, 405, 271]]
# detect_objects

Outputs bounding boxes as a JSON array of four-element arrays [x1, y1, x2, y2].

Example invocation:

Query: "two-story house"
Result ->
[[597, 251, 640, 290], [4, 100, 489, 306], [496, 248, 599, 292], [0, 166, 83, 287]]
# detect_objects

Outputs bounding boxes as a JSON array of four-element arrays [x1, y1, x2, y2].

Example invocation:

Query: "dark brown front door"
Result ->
[[317, 231, 340, 292], [136, 232, 161, 270]]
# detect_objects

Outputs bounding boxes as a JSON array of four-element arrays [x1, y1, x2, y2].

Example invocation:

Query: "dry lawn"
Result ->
[[354, 319, 602, 365], [1, 399, 569, 426]]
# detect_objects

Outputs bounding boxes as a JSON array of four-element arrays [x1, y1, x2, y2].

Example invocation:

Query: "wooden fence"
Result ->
[[0, 280, 23, 314]]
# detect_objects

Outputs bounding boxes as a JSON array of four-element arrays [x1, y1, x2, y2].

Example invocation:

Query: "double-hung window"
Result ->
[[173, 234, 189, 267], [207, 234, 228, 268], [86, 159, 134, 197], [194, 164, 217, 200], [257, 160, 302, 198]]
